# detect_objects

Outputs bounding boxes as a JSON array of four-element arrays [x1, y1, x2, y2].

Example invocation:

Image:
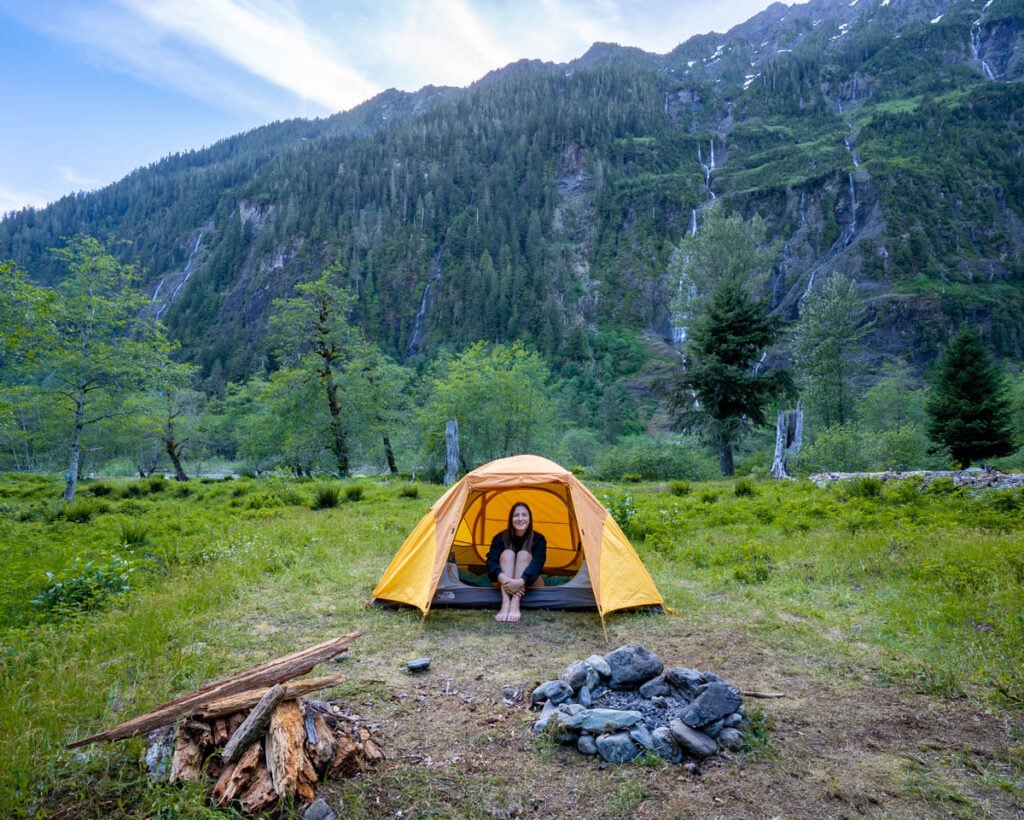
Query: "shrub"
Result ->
[[148, 476, 166, 494], [116, 518, 150, 549], [344, 485, 365, 502], [312, 484, 341, 510], [734, 478, 756, 497], [31, 554, 134, 617], [666, 480, 691, 497], [732, 544, 775, 584], [594, 435, 717, 481], [848, 476, 884, 498], [60, 499, 98, 523], [398, 483, 421, 499], [88, 483, 114, 497]]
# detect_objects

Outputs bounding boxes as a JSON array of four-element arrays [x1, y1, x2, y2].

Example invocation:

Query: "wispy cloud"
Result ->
[[118, 0, 381, 111]]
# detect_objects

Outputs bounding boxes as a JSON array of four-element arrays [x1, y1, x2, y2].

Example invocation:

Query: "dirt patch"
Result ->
[[320, 614, 1023, 819]]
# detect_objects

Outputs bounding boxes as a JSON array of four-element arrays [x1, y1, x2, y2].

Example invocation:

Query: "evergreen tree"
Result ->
[[673, 277, 790, 475], [924, 327, 1017, 468]]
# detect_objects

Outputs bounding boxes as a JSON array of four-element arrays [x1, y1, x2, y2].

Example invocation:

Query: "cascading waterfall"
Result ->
[[971, 22, 996, 80], [155, 232, 202, 320], [403, 244, 444, 360], [689, 209, 698, 237]]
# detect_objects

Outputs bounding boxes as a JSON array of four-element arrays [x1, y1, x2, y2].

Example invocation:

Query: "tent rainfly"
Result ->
[[370, 454, 664, 619]]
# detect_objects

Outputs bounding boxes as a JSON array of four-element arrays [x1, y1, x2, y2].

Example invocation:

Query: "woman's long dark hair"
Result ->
[[503, 501, 535, 552]]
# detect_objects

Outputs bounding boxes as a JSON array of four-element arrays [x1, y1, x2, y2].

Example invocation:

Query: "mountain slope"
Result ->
[[1, 0, 1021, 387]]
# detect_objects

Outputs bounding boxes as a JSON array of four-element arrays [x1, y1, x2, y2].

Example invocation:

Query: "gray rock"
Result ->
[[406, 657, 430, 673], [681, 682, 743, 729], [559, 708, 643, 733], [561, 660, 590, 690], [723, 711, 744, 729], [718, 727, 746, 751], [638, 674, 673, 699], [585, 654, 611, 678], [665, 666, 704, 699], [651, 726, 684, 764], [703, 718, 725, 738], [604, 645, 664, 690], [669, 719, 719, 758], [595, 731, 641, 764], [577, 734, 599, 755], [577, 684, 593, 708], [303, 798, 337, 820], [629, 723, 655, 750], [533, 700, 559, 734], [531, 679, 573, 705]]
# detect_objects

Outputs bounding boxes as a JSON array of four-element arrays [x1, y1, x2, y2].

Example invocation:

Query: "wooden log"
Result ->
[[239, 758, 278, 815], [326, 733, 360, 779], [197, 674, 347, 718], [266, 700, 318, 803], [304, 712, 337, 776], [169, 719, 212, 783], [66, 629, 364, 748], [220, 684, 286, 765], [210, 741, 262, 806]]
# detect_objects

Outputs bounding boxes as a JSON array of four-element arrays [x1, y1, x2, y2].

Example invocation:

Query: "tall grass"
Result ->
[[1, 473, 1022, 815]]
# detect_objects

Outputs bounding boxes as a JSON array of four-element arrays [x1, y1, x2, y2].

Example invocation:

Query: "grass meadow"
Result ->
[[1, 472, 1022, 818]]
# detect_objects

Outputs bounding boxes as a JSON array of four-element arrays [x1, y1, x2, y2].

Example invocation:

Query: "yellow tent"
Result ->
[[370, 454, 664, 618]]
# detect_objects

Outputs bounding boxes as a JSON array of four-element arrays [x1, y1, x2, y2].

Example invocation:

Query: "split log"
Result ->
[[239, 758, 278, 815], [197, 674, 347, 718], [304, 712, 337, 776], [67, 629, 363, 748], [169, 719, 213, 783], [266, 700, 318, 803], [220, 684, 285, 765], [211, 741, 263, 806], [327, 733, 361, 779]]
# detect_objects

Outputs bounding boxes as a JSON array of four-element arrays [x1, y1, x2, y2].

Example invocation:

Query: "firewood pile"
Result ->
[[67, 630, 381, 815]]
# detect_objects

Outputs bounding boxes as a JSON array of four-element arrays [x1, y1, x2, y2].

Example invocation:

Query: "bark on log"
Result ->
[[266, 700, 318, 803], [327, 734, 361, 779], [66, 629, 364, 748], [239, 759, 278, 815], [197, 674, 347, 718], [169, 719, 211, 783], [220, 684, 286, 765], [304, 712, 337, 776], [211, 741, 262, 806]]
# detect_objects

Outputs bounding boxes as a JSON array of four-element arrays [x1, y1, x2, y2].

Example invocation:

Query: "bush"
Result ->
[[398, 483, 421, 499], [734, 478, 757, 497], [312, 484, 341, 510], [59, 499, 98, 523], [31, 554, 134, 617], [594, 435, 717, 481], [666, 480, 691, 496], [116, 518, 150, 549], [344, 485, 365, 502]]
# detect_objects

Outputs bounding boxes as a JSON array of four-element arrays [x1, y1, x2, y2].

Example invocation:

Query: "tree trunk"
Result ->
[[166, 438, 189, 482], [770, 402, 803, 479], [64, 392, 86, 502], [714, 428, 735, 477], [382, 434, 398, 474], [323, 377, 349, 476]]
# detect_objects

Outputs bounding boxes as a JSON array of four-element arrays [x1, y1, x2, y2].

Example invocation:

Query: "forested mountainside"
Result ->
[[2, 0, 1022, 390]]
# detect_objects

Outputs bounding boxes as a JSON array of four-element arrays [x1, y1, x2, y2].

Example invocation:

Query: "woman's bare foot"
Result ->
[[506, 597, 522, 623], [495, 603, 510, 622]]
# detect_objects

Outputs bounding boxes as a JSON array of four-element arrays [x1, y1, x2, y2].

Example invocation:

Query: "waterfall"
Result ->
[[971, 23, 996, 80], [689, 209, 698, 237], [404, 244, 444, 360], [848, 173, 857, 234], [156, 232, 202, 320], [699, 139, 717, 200]]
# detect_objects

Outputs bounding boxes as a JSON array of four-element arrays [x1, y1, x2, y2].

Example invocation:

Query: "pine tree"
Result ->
[[924, 327, 1017, 468]]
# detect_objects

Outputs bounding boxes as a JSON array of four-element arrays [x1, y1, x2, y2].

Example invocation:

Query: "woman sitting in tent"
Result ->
[[486, 502, 547, 623]]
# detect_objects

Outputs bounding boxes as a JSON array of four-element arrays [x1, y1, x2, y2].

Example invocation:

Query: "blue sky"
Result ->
[[0, 1, 782, 216]]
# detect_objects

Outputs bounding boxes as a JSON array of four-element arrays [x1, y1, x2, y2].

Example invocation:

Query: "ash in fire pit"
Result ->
[[530, 645, 746, 764]]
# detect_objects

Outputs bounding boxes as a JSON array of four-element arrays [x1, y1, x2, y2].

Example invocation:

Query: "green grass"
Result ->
[[1, 473, 1022, 817]]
